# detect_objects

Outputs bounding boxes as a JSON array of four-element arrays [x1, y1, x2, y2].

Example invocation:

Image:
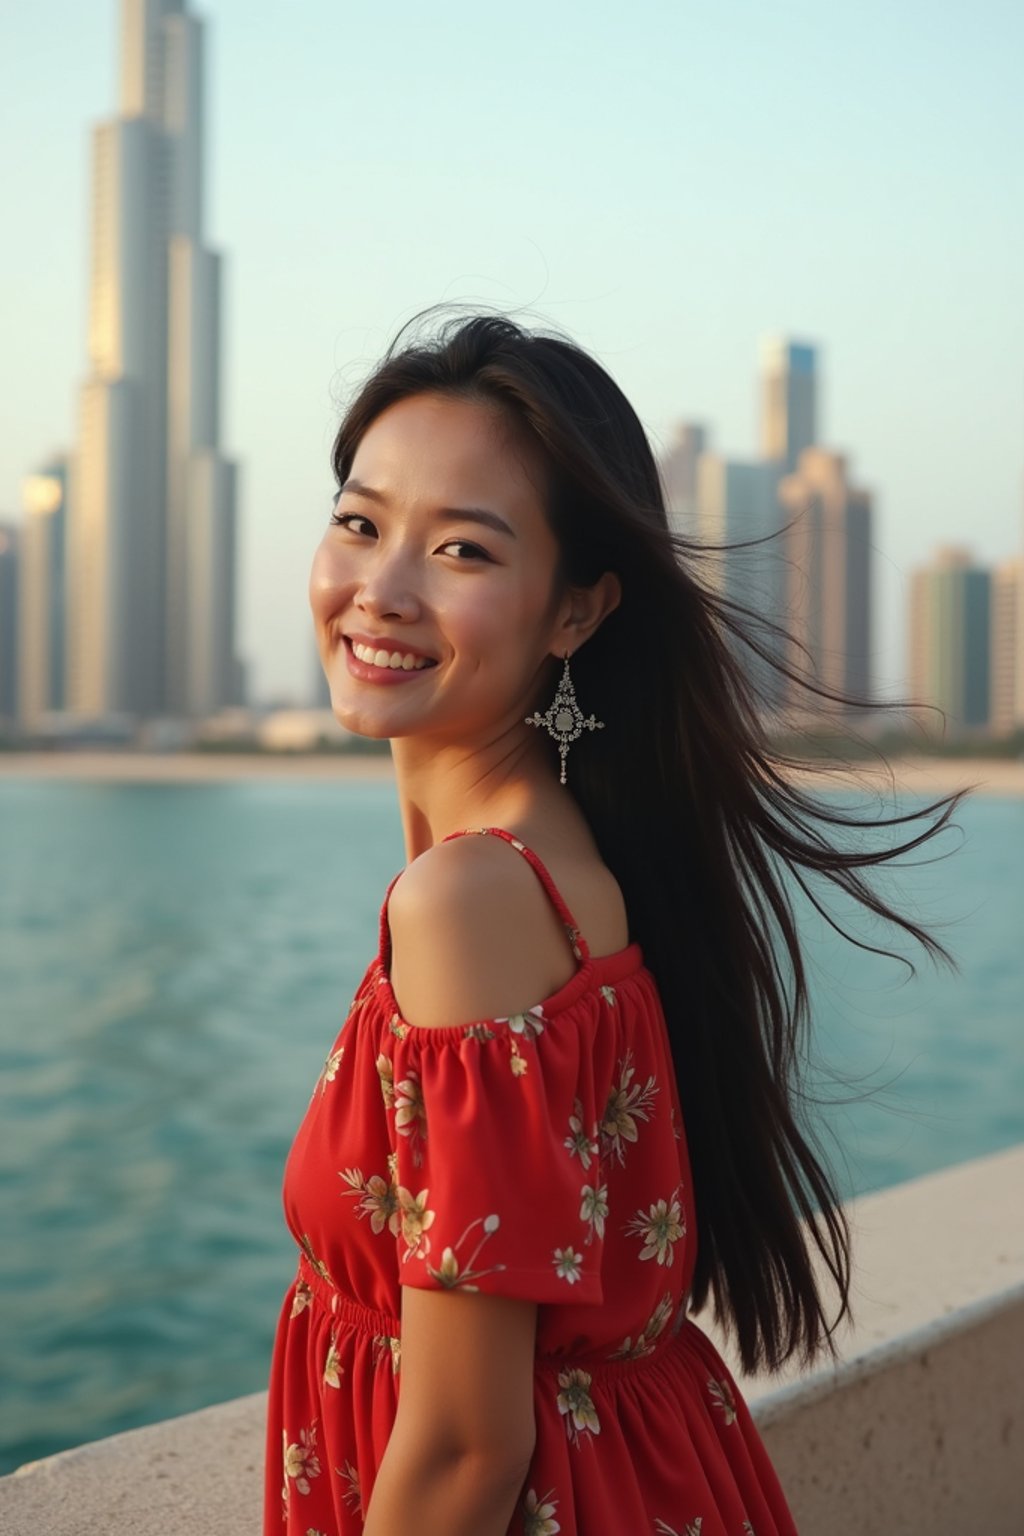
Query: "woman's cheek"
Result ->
[[437, 584, 510, 649], [308, 541, 337, 624]]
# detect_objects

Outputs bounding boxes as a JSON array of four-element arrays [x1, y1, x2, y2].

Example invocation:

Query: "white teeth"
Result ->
[[351, 640, 431, 670]]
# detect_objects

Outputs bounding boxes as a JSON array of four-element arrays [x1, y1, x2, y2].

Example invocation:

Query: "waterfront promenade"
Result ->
[[1, 745, 1020, 1530], [1, 1142, 1021, 1533], [2, 749, 1022, 795]]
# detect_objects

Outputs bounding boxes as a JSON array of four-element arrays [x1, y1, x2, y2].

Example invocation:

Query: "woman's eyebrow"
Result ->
[[338, 477, 517, 539]]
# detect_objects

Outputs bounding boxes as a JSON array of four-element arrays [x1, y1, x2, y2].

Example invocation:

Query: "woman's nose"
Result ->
[[352, 546, 422, 623], [313, 537, 423, 626]]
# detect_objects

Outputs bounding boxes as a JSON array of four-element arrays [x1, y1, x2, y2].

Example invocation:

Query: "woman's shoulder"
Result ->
[[389, 827, 525, 904], [386, 831, 585, 1030]]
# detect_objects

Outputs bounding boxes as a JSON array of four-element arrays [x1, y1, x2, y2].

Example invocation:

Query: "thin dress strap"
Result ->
[[439, 826, 591, 964], [377, 825, 591, 967]]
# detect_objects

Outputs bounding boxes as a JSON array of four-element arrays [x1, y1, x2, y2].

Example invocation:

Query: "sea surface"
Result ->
[[1, 776, 1021, 1473]]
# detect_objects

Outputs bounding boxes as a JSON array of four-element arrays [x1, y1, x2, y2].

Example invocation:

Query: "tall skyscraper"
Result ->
[[67, 0, 242, 721], [692, 453, 788, 702], [776, 447, 873, 709], [759, 338, 818, 475], [0, 525, 18, 722], [663, 337, 874, 720], [659, 423, 709, 535], [18, 454, 71, 724], [908, 545, 991, 732], [989, 556, 1023, 736]]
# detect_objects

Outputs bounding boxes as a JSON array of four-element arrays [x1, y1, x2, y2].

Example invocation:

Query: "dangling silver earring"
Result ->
[[524, 650, 605, 786]]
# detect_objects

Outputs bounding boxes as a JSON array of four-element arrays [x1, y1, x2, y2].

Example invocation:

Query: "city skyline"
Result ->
[[2, 0, 1022, 703], [68, 0, 241, 721]]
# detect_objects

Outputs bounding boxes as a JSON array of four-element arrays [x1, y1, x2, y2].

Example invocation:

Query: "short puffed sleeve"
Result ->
[[381, 1006, 607, 1304]]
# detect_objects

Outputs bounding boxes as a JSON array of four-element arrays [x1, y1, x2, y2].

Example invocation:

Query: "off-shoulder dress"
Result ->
[[263, 824, 799, 1535]]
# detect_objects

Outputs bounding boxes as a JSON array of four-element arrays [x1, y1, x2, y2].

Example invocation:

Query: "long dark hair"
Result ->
[[329, 305, 970, 1374]]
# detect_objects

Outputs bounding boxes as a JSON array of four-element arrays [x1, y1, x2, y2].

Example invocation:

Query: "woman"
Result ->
[[263, 308, 963, 1535]]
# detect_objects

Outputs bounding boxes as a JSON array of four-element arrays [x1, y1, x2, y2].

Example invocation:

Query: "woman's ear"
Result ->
[[557, 570, 621, 653]]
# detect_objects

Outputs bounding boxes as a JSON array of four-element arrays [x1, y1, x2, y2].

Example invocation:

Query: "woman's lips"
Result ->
[[343, 635, 439, 686]]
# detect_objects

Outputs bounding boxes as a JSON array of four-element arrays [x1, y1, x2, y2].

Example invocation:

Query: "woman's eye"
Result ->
[[440, 539, 491, 562], [329, 510, 374, 534], [327, 510, 488, 562]]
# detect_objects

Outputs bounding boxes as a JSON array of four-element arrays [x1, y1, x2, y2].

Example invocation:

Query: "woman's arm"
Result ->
[[362, 1286, 538, 1535], [363, 834, 575, 1532]]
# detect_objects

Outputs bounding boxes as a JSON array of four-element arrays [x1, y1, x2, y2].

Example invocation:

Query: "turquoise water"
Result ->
[[1, 778, 1021, 1474]]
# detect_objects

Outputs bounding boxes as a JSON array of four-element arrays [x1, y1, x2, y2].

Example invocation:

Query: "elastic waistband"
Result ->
[[295, 1249, 707, 1382], [296, 1249, 402, 1338], [532, 1295, 696, 1381]]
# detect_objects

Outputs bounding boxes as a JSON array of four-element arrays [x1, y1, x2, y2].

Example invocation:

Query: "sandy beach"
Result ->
[[0, 750, 1021, 796], [0, 751, 397, 783], [782, 753, 1024, 799]]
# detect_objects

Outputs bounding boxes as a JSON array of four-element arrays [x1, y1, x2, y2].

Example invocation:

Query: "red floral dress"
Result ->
[[263, 825, 799, 1535]]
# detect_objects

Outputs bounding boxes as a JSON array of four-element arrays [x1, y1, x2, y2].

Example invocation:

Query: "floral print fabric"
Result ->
[[263, 826, 798, 1535]]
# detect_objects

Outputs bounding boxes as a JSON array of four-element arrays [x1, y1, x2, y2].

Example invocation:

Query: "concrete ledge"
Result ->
[[756, 1282, 1024, 1532], [698, 1141, 1024, 1534], [4, 1143, 1023, 1535], [0, 1391, 268, 1536], [709, 1140, 1024, 1404]]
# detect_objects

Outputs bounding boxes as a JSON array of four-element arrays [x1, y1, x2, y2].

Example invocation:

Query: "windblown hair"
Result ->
[[329, 304, 968, 1374]]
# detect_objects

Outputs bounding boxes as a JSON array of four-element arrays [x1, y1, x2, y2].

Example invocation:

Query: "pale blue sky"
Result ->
[[2, 0, 1022, 702]]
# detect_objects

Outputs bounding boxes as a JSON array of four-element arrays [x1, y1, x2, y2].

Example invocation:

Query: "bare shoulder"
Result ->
[[387, 834, 576, 1029]]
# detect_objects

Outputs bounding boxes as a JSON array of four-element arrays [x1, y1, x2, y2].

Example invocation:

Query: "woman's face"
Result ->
[[309, 391, 569, 744]]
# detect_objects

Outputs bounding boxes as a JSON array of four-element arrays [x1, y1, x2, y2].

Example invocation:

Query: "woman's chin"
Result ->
[[333, 713, 393, 742]]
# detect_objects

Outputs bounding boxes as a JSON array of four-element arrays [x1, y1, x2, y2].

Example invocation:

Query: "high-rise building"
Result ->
[[0, 524, 19, 722], [694, 456, 786, 601], [659, 423, 709, 535], [776, 447, 873, 709], [67, 0, 241, 721], [758, 338, 817, 475], [908, 545, 991, 732], [990, 556, 1023, 737], [18, 454, 71, 724], [693, 454, 787, 704], [661, 337, 881, 720]]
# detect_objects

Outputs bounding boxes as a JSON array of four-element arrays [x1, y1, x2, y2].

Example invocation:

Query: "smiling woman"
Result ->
[[263, 305, 966, 1536], [309, 386, 617, 757]]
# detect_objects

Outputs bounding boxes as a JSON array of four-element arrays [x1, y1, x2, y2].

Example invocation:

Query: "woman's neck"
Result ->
[[388, 730, 564, 863]]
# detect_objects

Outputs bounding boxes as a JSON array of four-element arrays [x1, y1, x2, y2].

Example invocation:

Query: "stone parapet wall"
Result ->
[[3, 1143, 1022, 1535]]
